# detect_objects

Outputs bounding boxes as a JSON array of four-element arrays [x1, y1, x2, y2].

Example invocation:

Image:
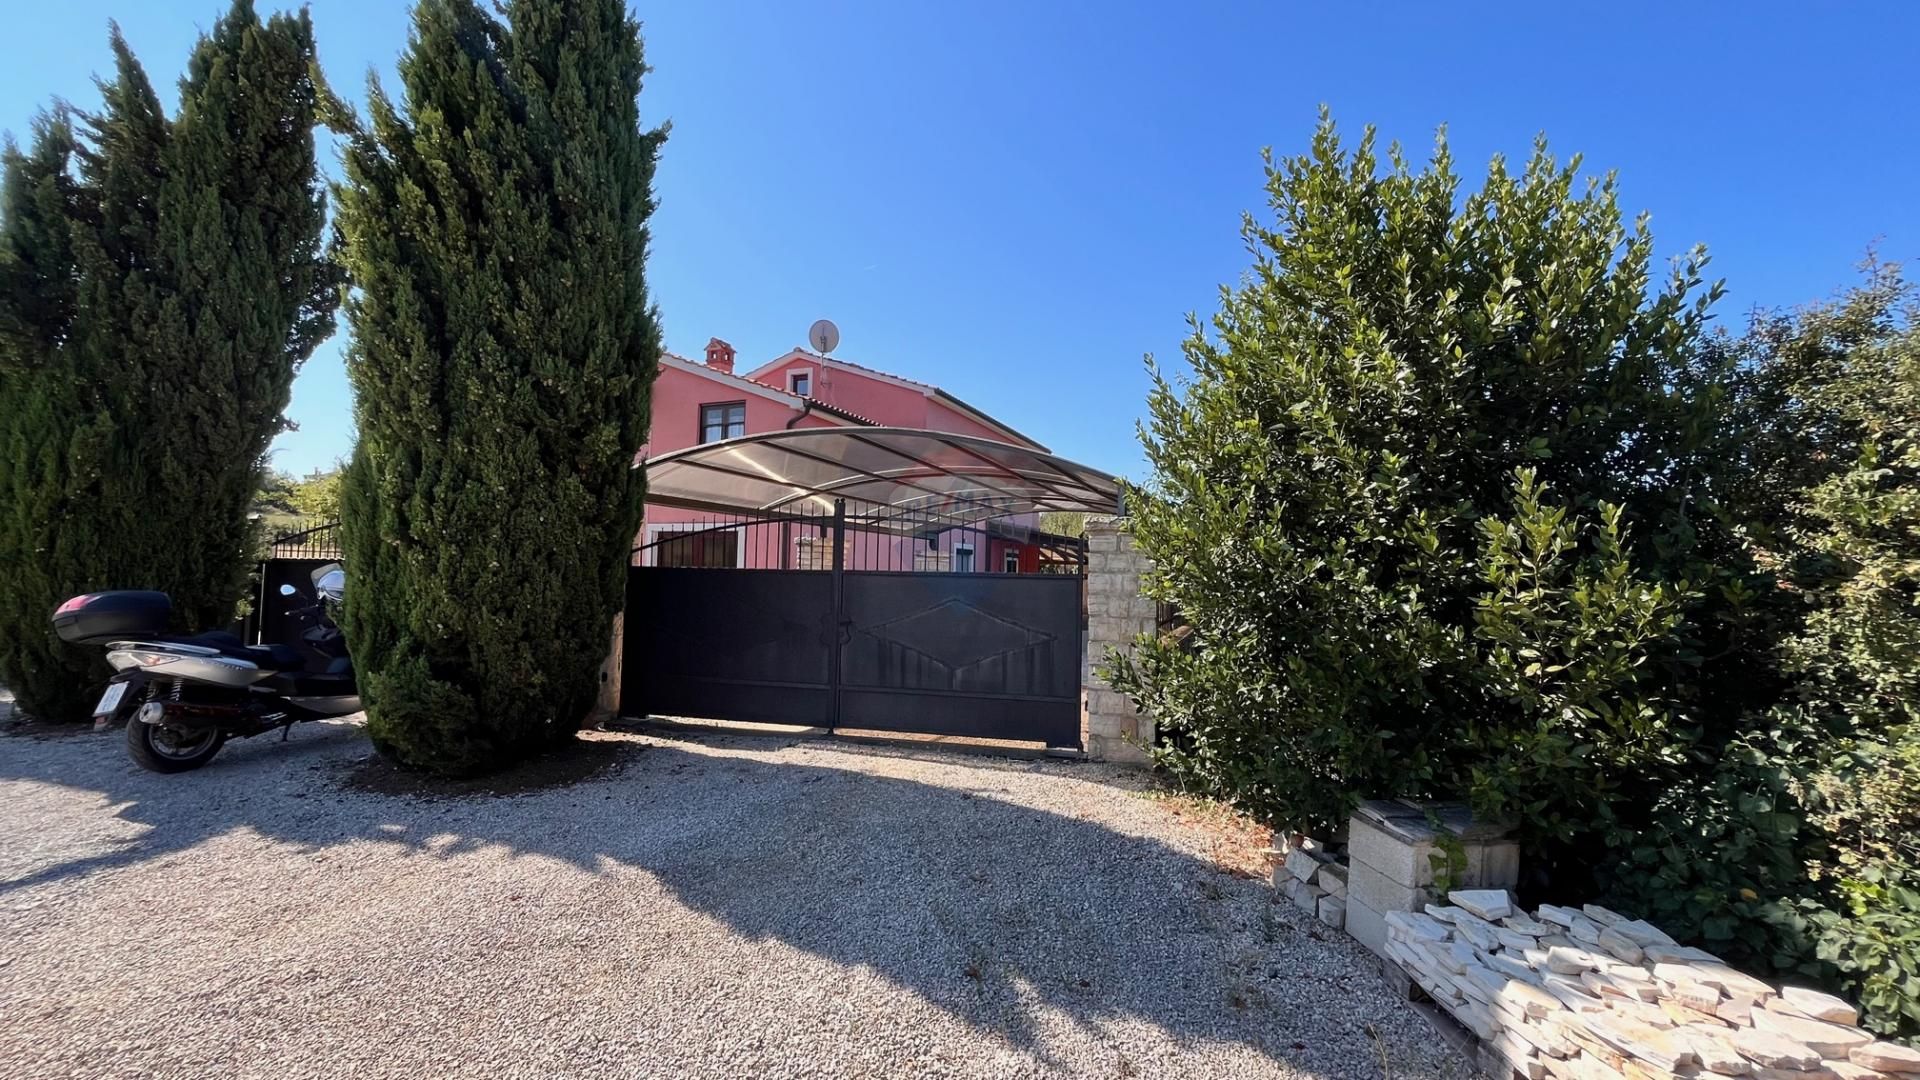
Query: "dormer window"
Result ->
[[790, 370, 811, 397]]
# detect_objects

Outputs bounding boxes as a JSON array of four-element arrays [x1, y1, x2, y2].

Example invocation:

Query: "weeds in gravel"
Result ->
[[1259, 904, 1292, 944], [1143, 790, 1273, 878], [1367, 1022, 1394, 1079]]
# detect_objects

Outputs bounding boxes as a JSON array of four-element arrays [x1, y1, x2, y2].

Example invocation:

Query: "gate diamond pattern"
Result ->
[[859, 599, 1056, 671]]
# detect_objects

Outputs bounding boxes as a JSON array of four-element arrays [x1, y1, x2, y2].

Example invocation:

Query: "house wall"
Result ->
[[749, 352, 1035, 447], [639, 361, 845, 566], [750, 354, 920, 425], [924, 395, 1026, 446], [640, 361, 835, 461]]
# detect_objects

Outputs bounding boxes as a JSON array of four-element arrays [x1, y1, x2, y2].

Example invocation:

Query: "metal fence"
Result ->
[[632, 497, 1087, 575], [260, 510, 1085, 577], [264, 519, 342, 560], [241, 508, 1085, 647]]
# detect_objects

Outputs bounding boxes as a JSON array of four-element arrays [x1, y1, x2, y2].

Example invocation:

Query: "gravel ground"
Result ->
[[0, 718, 1475, 1080]]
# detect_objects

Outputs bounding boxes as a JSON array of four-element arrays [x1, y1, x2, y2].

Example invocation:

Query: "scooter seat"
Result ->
[[170, 631, 304, 670]]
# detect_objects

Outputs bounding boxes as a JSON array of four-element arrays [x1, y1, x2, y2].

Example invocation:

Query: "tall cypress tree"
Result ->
[[137, 3, 339, 626], [331, 0, 663, 774], [0, 4, 335, 721], [0, 111, 93, 721]]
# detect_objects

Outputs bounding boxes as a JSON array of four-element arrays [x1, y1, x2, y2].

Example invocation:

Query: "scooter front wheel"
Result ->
[[126, 719, 226, 773]]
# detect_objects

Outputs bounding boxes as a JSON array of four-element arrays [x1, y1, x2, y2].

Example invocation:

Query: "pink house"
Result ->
[[638, 338, 1060, 572]]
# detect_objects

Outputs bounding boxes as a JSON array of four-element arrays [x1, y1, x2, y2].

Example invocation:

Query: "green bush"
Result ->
[[1107, 114, 1747, 845], [289, 468, 344, 524], [329, 0, 663, 775], [1810, 862, 1920, 1041], [1733, 268, 1920, 1036], [1109, 117, 1920, 1025], [1806, 728, 1920, 1043], [1598, 725, 1825, 975], [1466, 472, 1688, 844]]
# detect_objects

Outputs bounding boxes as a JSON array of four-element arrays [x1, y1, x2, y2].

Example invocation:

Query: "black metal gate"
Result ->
[[621, 499, 1086, 747], [243, 521, 342, 645]]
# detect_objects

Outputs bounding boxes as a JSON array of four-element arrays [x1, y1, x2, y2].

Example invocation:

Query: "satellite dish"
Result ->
[[808, 319, 840, 354]]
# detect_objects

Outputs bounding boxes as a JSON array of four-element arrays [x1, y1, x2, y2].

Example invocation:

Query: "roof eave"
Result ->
[[930, 388, 1048, 452]]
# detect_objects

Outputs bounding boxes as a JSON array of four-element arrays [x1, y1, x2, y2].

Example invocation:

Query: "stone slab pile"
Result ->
[[1382, 890, 1919, 1080], [1272, 835, 1350, 932]]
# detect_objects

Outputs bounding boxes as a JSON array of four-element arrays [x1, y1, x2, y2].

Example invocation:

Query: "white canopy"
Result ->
[[643, 427, 1122, 533]]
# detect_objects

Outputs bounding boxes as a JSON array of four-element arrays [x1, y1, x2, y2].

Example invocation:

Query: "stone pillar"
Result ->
[[1083, 516, 1155, 764], [1344, 800, 1518, 960]]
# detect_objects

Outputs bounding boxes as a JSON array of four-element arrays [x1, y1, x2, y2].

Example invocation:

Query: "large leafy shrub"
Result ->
[[1598, 724, 1826, 976], [1811, 861, 1920, 1040], [1114, 112, 1920, 1038], [0, 3, 335, 721], [330, 0, 663, 774], [1745, 268, 1920, 1039], [1108, 116, 1751, 848]]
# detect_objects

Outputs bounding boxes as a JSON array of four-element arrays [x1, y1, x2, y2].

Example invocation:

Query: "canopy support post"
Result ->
[[827, 497, 847, 733]]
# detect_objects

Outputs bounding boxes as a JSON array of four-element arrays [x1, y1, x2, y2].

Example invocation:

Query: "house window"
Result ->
[[790, 371, 811, 397], [647, 525, 741, 568], [952, 544, 974, 574], [1003, 549, 1020, 574], [699, 401, 746, 443]]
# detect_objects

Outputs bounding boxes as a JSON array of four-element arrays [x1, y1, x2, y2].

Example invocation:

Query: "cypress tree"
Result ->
[[0, 112, 93, 720], [330, 0, 663, 774], [0, 4, 335, 721], [136, 3, 339, 627]]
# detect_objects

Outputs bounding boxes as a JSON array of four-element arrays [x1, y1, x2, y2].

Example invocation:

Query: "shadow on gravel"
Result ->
[[0, 724, 1418, 1077]]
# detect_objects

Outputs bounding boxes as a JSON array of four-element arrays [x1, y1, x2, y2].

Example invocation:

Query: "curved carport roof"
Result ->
[[643, 427, 1122, 533]]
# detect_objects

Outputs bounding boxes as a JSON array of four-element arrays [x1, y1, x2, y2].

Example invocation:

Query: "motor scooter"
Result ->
[[53, 564, 358, 772]]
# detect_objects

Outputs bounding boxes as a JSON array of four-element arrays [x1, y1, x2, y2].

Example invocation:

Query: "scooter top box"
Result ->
[[52, 591, 171, 645]]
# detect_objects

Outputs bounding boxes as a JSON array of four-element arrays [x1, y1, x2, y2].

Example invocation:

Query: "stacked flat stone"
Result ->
[[1382, 890, 1920, 1080], [1271, 836, 1349, 931]]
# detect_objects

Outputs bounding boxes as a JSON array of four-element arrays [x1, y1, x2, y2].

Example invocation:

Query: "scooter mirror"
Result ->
[[278, 584, 299, 597]]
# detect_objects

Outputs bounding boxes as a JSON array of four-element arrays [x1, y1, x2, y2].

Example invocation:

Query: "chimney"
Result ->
[[704, 337, 736, 375]]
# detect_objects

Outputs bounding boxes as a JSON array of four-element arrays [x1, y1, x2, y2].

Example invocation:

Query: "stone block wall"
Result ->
[[1345, 800, 1520, 959], [1083, 516, 1155, 764]]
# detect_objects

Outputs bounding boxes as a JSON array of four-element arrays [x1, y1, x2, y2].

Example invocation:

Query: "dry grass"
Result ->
[[1144, 788, 1276, 879]]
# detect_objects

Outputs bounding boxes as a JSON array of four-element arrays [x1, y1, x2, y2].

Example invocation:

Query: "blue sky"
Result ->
[[5, 2, 1917, 480]]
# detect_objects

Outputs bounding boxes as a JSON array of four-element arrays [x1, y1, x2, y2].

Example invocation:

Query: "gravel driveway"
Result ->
[[0, 719, 1473, 1079]]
